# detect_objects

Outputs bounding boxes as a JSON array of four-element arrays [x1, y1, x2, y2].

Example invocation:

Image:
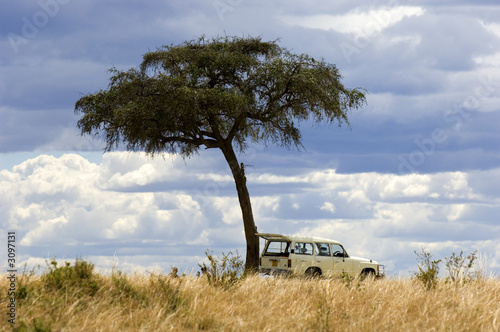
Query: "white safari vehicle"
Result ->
[[257, 233, 384, 278]]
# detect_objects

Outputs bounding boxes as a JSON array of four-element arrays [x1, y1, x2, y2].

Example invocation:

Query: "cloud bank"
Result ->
[[1, 152, 498, 275]]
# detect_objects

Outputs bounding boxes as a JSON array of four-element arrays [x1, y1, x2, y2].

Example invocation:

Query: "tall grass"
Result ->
[[1, 261, 499, 331]]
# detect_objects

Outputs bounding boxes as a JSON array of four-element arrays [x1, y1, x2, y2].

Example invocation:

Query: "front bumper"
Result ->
[[377, 265, 386, 278]]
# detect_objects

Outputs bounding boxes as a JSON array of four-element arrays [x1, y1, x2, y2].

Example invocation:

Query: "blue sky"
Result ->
[[1, 0, 499, 276]]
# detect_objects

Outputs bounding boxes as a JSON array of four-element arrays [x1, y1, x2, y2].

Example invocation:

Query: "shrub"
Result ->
[[111, 270, 148, 306], [338, 271, 356, 287], [111, 271, 186, 311], [149, 273, 185, 312], [444, 250, 479, 283], [42, 258, 100, 296], [199, 250, 245, 289], [414, 247, 441, 291]]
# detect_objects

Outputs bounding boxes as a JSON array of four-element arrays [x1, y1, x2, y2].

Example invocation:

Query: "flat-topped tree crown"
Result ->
[[75, 36, 366, 272]]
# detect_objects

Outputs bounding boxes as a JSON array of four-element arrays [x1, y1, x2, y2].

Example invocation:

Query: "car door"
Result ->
[[292, 241, 315, 274], [331, 243, 353, 276], [257, 233, 291, 271], [314, 242, 334, 276]]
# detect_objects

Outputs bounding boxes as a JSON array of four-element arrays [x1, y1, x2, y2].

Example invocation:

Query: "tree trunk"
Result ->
[[220, 144, 259, 273]]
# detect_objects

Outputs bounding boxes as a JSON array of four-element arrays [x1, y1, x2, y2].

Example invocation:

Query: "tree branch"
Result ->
[[159, 135, 198, 146], [226, 112, 248, 143], [159, 133, 220, 150]]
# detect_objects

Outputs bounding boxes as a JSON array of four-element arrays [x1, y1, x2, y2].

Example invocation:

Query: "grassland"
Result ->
[[1, 261, 499, 331]]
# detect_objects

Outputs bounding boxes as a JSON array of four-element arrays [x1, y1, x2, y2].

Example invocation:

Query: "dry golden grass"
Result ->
[[1, 270, 499, 331]]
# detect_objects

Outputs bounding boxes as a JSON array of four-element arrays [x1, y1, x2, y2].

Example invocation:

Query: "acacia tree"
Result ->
[[75, 36, 366, 272]]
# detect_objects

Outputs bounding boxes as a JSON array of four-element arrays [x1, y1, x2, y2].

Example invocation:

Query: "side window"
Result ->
[[315, 243, 331, 256], [331, 244, 346, 257], [294, 242, 314, 255], [265, 241, 290, 256]]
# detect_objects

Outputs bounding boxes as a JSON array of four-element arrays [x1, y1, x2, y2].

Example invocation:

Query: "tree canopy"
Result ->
[[75, 36, 366, 272]]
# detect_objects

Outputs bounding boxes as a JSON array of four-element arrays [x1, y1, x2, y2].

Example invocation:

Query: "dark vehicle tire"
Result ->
[[360, 269, 375, 280], [305, 267, 322, 278]]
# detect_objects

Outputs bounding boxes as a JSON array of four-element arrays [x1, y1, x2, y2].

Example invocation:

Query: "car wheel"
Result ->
[[360, 269, 375, 280], [305, 267, 321, 278]]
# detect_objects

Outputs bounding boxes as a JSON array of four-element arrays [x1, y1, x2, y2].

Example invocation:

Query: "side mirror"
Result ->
[[291, 249, 295, 254]]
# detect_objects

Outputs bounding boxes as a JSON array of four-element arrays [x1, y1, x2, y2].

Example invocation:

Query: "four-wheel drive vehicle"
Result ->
[[257, 233, 384, 278]]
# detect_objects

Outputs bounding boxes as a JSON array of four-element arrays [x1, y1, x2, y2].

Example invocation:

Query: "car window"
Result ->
[[331, 244, 346, 257], [294, 242, 314, 255], [315, 243, 331, 256], [265, 241, 290, 256]]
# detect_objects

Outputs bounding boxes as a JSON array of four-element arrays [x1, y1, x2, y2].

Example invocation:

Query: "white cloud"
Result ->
[[473, 52, 500, 66], [253, 196, 281, 217], [320, 202, 336, 214], [105, 216, 138, 239], [21, 216, 69, 246], [280, 6, 424, 35], [1, 152, 499, 276], [251, 173, 308, 184], [480, 20, 500, 38], [387, 34, 422, 49], [445, 204, 467, 222], [213, 197, 241, 225]]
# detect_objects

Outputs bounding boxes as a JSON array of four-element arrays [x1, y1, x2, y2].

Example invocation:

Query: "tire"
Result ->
[[360, 269, 375, 280], [305, 267, 322, 278]]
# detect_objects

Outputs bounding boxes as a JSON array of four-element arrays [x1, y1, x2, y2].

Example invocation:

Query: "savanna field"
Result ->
[[1, 259, 499, 331]]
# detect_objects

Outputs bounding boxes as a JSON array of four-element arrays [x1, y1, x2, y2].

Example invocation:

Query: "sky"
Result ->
[[1, 0, 499, 277]]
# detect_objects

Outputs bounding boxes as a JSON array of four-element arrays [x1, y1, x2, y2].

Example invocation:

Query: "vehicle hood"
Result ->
[[350, 256, 379, 264]]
